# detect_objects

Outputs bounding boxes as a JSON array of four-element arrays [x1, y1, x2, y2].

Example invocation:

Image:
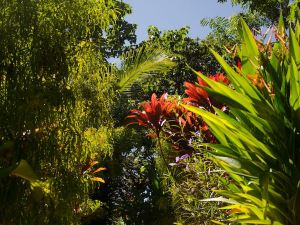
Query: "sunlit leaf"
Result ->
[[91, 177, 105, 183]]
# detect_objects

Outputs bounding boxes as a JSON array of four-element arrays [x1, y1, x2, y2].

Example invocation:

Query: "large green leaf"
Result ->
[[289, 57, 300, 110], [192, 69, 258, 113], [289, 28, 300, 66], [209, 49, 262, 101], [183, 104, 276, 159], [11, 159, 39, 182], [237, 18, 259, 75]]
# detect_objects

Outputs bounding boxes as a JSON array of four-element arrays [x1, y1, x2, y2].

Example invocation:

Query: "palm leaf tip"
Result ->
[[117, 46, 176, 93]]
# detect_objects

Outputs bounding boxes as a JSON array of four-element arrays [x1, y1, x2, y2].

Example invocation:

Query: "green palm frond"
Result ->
[[117, 45, 176, 93]]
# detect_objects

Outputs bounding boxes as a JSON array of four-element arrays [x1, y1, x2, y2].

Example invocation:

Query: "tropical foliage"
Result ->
[[184, 16, 300, 224], [127, 72, 230, 157], [0, 1, 174, 224], [218, 0, 290, 24], [1, 0, 300, 224], [126, 73, 232, 224]]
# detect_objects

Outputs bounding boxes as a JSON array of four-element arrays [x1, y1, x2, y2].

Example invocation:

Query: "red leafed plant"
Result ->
[[127, 93, 174, 137], [81, 160, 106, 183], [127, 72, 230, 158], [183, 72, 229, 110], [183, 77, 210, 106]]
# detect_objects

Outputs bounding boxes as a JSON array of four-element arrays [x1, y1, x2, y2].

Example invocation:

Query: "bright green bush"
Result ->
[[0, 1, 119, 224]]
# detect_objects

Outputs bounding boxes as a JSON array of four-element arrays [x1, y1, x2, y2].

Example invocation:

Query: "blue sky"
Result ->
[[124, 0, 241, 43]]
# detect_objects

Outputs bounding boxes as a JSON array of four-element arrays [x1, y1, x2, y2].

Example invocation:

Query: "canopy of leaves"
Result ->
[[218, 0, 290, 23], [200, 11, 269, 48], [129, 27, 223, 97], [0, 0, 123, 224]]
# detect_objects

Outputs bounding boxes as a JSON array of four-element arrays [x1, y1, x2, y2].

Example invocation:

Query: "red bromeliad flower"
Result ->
[[127, 93, 174, 137]]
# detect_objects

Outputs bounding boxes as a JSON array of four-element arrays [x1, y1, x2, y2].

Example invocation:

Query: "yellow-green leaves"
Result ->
[[192, 68, 266, 115], [184, 16, 300, 225], [11, 160, 51, 197], [209, 49, 263, 101], [289, 57, 300, 110], [289, 28, 300, 66], [238, 18, 260, 76], [278, 12, 285, 38], [11, 159, 39, 182], [91, 177, 105, 183], [288, 28, 300, 112]]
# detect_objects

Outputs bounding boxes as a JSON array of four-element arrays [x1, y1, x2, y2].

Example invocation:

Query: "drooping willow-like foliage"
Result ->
[[0, 0, 120, 224]]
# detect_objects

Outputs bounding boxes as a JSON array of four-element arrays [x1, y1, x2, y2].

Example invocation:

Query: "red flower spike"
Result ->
[[201, 123, 209, 132], [247, 74, 265, 90]]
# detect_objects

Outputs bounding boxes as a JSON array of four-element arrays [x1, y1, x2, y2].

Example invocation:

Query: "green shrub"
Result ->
[[167, 154, 228, 225]]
